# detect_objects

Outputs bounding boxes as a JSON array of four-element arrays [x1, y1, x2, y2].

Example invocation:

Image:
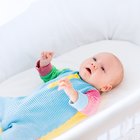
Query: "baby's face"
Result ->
[[79, 52, 123, 92]]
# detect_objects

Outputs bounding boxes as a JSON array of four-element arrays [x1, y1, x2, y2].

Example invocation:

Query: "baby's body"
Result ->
[[0, 67, 100, 140], [0, 51, 123, 140]]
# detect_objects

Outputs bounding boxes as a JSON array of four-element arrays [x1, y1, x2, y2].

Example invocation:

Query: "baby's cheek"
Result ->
[[90, 74, 101, 86]]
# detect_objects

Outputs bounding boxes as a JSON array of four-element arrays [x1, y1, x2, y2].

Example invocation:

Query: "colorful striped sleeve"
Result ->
[[69, 89, 101, 116], [36, 60, 53, 76], [36, 60, 62, 83]]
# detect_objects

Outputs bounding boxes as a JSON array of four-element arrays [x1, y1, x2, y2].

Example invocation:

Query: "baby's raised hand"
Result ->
[[40, 51, 54, 67], [58, 78, 78, 103]]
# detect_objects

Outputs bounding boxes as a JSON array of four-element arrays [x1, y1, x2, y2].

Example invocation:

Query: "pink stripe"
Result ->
[[36, 60, 52, 76], [81, 90, 101, 116]]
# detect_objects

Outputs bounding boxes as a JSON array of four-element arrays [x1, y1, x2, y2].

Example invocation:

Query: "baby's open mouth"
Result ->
[[85, 68, 91, 74]]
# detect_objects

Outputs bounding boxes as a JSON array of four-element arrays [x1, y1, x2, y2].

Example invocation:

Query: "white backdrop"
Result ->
[[0, 0, 140, 83], [0, 0, 36, 26]]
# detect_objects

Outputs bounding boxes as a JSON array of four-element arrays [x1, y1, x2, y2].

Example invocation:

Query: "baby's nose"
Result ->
[[91, 63, 98, 70]]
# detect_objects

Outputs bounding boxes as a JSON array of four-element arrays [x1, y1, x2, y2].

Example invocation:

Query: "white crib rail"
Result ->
[[55, 90, 140, 140]]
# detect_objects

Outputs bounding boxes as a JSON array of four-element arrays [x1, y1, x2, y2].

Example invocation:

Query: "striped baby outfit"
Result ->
[[0, 66, 100, 140]]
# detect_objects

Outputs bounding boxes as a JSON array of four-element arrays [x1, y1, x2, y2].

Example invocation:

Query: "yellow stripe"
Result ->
[[0, 128, 2, 134], [48, 73, 80, 88], [39, 112, 87, 140]]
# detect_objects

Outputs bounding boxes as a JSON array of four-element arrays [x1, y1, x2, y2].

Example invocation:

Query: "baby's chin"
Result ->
[[79, 72, 98, 88], [79, 71, 87, 80], [79, 72, 91, 84]]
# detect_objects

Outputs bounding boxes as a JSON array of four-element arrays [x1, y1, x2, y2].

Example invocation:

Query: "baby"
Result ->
[[39, 51, 124, 102], [0, 51, 124, 140]]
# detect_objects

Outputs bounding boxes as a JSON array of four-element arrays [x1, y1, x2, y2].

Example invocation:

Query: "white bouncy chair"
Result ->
[[0, 0, 140, 139]]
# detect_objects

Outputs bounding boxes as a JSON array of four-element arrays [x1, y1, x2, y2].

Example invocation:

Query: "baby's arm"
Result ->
[[58, 78, 78, 103], [58, 78, 101, 116], [39, 51, 54, 68], [79, 90, 101, 116], [36, 51, 62, 82]]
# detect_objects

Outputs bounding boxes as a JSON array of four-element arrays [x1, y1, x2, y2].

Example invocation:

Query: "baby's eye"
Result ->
[[101, 66, 105, 72], [93, 57, 96, 61]]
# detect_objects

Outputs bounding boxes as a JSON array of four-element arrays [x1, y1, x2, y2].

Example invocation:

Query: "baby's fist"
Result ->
[[58, 78, 78, 103], [40, 51, 54, 67]]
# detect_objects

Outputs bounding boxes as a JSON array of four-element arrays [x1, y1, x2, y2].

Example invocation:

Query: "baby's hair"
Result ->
[[111, 54, 124, 89]]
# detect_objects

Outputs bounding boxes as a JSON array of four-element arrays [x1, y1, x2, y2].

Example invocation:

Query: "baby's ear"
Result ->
[[100, 84, 112, 92]]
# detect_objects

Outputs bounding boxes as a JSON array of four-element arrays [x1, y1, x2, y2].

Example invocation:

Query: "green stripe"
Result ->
[[40, 66, 61, 82]]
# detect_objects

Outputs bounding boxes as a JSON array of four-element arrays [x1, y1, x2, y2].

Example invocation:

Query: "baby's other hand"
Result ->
[[40, 51, 54, 67], [58, 78, 78, 103]]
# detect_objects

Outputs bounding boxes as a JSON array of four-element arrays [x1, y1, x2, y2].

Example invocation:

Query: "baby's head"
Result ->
[[79, 52, 124, 93]]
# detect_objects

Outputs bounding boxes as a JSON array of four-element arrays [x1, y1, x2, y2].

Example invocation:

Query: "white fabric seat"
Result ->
[[0, 0, 140, 139], [0, 40, 140, 140]]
